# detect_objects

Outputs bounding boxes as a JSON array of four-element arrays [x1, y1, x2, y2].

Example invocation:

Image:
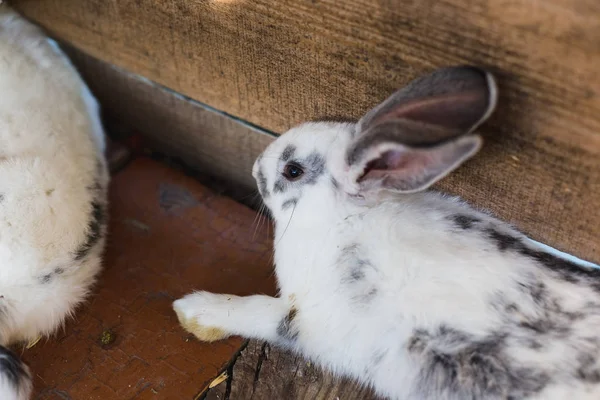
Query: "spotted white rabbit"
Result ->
[[0, 5, 109, 399], [174, 65, 600, 399]]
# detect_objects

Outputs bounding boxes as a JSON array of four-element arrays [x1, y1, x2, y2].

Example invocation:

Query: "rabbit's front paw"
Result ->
[[173, 291, 232, 342]]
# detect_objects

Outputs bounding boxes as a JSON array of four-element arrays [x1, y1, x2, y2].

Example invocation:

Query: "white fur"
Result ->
[[0, 5, 109, 398], [176, 121, 600, 399]]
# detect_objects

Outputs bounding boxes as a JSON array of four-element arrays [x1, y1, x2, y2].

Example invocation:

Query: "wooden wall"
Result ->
[[10, 0, 599, 264]]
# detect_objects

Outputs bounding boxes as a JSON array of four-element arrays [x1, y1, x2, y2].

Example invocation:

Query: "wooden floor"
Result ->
[[21, 153, 276, 399], [18, 142, 379, 399]]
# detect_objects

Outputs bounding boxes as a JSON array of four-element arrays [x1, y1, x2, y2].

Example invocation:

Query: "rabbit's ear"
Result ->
[[346, 66, 497, 193], [356, 66, 497, 140]]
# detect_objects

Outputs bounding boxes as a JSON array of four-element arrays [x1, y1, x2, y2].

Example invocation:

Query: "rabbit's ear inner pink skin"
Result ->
[[352, 135, 482, 194], [346, 66, 497, 194]]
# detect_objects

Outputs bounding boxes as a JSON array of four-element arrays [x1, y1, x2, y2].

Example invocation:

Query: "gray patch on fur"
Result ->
[[39, 267, 67, 284], [331, 176, 340, 189], [450, 214, 480, 230], [304, 152, 325, 184], [281, 198, 298, 211], [272, 151, 326, 195], [39, 273, 53, 284], [277, 307, 299, 342], [491, 281, 584, 339], [349, 266, 366, 281], [486, 280, 600, 387], [515, 281, 581, 336], [486, 228, 600, 292], [339, 244, 374, 284], [338, 244, 379, 304], [407, 325, 549, 398], [577, 353, 600, 382], [273, 180, 285, 193], [281, 145, 296, 162]]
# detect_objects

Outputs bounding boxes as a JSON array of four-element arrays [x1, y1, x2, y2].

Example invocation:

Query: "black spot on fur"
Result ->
[[408, 326, 549, 398], [281, 198, 298, 210], [256, 167, 269, 199], [281, 145, 296, 162], [0, 345, 30, 393], [349, 266, 366, 281], [486, 229, 523, 252], [526, 339, 543, 350], [277, 307, 299, 341], [331, 176, 340, 189], [494, 282, 579, 338], [271, 152, 326, 195], [520, 248, 600, 290], [273, 180, 285, 193], [38, 267, 66, 284], [451, 214, 480, 230], [486, 228, 600, 291], [0, 194, 4, 202], [340, 244, 373, 283], [75, 201, 105, 260], [338, 244, 380, 304], [577, 353, 600, 383]]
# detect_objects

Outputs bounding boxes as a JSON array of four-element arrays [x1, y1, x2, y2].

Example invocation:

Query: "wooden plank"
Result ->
[[10, 0, 599, 137], [23, 157, 277, 398], [55, 42, 599, 263], [203, 341, 380, 400], [60, 44, 275, 198]]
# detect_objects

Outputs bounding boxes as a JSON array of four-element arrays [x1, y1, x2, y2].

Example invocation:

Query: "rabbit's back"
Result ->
[[0, 5, 108, 345], [275, 191, 600, 399], [362, 196, 600, 399]]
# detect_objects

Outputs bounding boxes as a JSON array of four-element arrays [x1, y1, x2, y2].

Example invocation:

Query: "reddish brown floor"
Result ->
[[22, 157, 277, 399]]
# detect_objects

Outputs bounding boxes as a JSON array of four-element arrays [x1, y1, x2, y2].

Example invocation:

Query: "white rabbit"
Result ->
[[174, 65, 600, 399], [0, 5, 109, 399]]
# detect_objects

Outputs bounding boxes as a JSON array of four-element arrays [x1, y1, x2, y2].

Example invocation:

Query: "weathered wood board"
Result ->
[[60, 43, 274, 198], [52, 41, 599, 264], [204, 341, 380, 400], [10, 0, 599, 262]]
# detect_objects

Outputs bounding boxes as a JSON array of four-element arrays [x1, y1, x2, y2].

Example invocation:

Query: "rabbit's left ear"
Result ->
[[347, 65, 497, 193]]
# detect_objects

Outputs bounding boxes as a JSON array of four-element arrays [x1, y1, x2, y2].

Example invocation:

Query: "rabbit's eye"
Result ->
[[283, 163, 304, 181]]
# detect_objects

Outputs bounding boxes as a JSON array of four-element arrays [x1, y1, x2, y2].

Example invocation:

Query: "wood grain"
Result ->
[[61, 45, 274, 197], [204, 341, 380, 400], [11, 0, 599, 262]]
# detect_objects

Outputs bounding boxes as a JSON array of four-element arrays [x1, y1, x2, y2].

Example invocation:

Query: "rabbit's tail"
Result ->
[[0, 345, 31, 400]]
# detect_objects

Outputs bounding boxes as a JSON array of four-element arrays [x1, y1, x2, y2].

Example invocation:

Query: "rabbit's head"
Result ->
[[253, 66, 497, 221]]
